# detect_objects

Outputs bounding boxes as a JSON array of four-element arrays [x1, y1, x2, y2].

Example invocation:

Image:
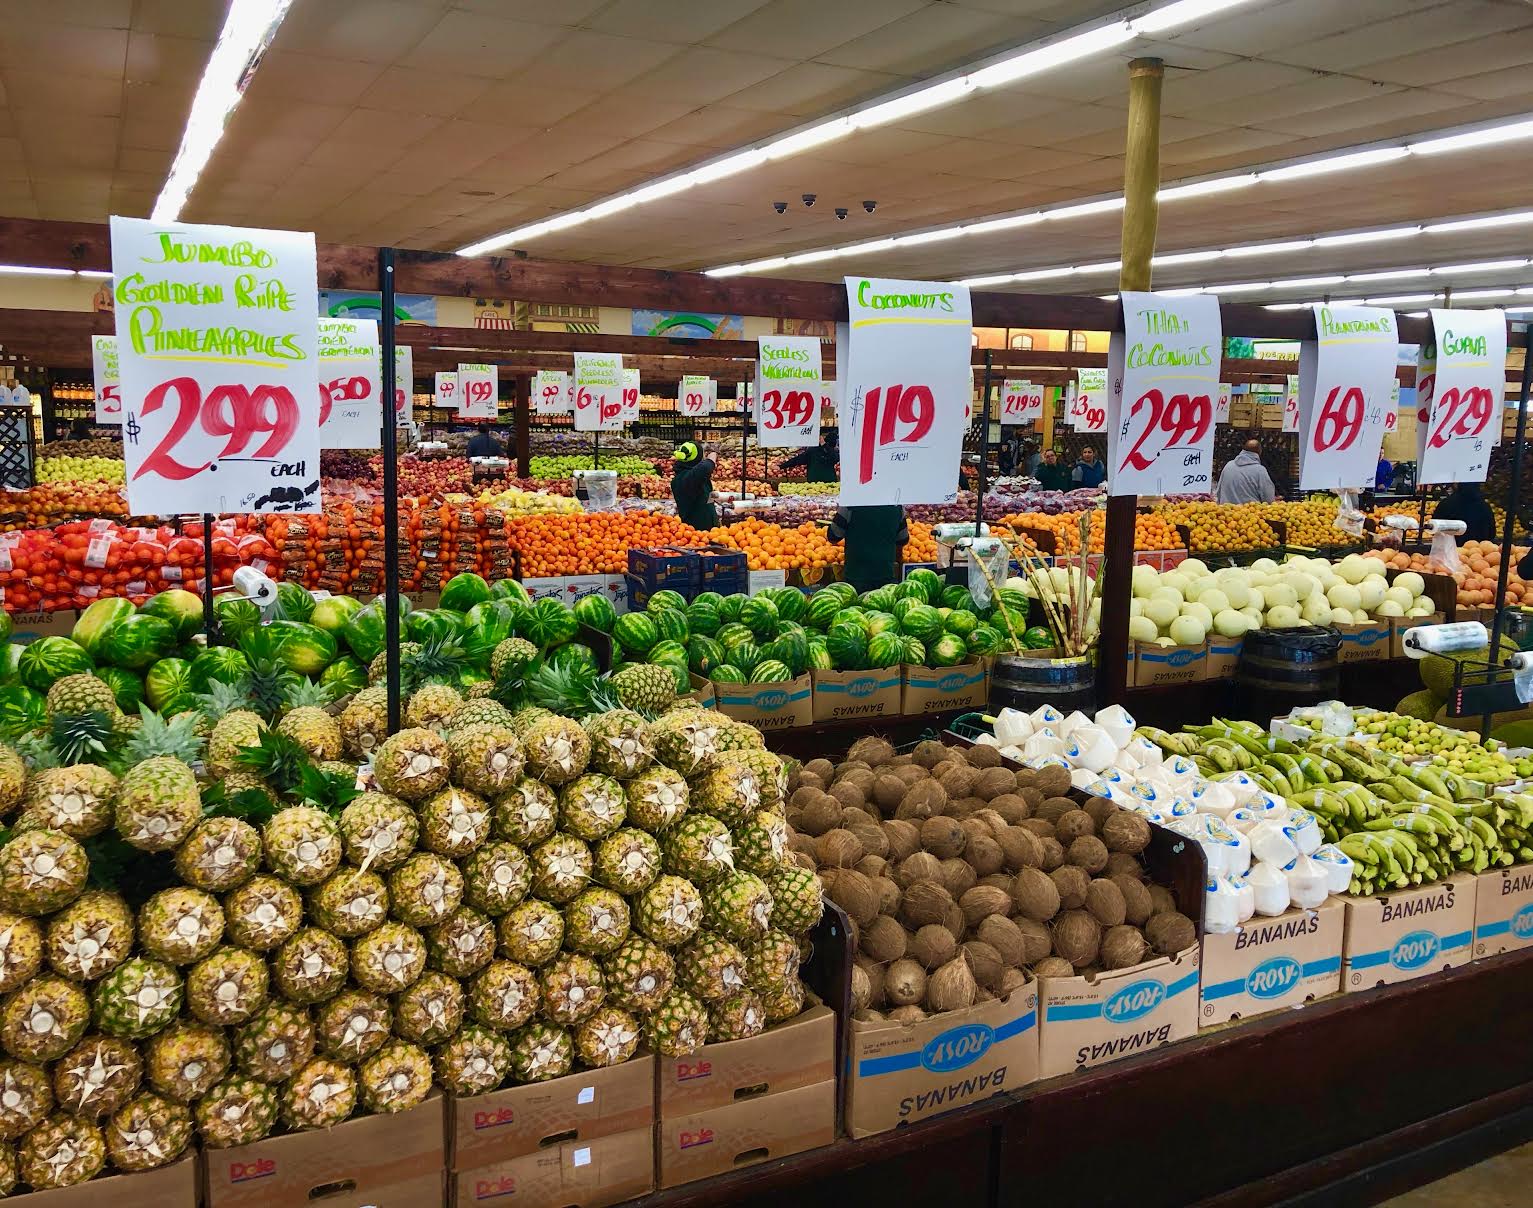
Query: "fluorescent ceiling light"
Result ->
[[76, 270, 112, 280], [1153, 250, 1224, 267], [1202, 281, 1270, 294], [151, 0, 295, 222], [1132, 0, 1256, 34], [1452, 288, 1519, 301], [1045, 197, 1126, 220], [1076, 260, 1123, 274], [838, 238, 898, 257], [1436, 258, 1529, 274], [1425, 210, 1533, 234], [964, 213, 1045, 236], [1224, 240, 1315, 258], [1012, 267, 1077, 281], [0, 265, 75, 276], [1361, 293, 1438, 305], [1410, 117, 1533, 155], [1312, 226, 1420, 247], [1343, 268, 1424, 283], [962, 273, 1017, 287], [894, 228, 967, 248], [1156, 174, 1257, 201], [783, 248, 844, 266], [704, 264, 747, 279], [1277, 275, 1347, 288], [968, 21, 1134, 89], [762, 118, 853, 160], [1259, 147, 1411, 182], [852, 79, 974, 129], [1265, 303, 1309, 311]]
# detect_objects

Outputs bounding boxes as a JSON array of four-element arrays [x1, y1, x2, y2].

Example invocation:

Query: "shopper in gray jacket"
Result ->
[[1215, 440, 1276, 504]]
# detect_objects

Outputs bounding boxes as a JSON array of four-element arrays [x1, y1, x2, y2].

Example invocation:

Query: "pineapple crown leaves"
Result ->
[[107, 708, 206, 774], [233, 729, 315, 796], [48, 710, 118, 766], [523, 659, 600, 718], [10, 732, 61, 773], [201, 781, 282, 826], [296, 763, 362, 817], [585, 676, 629, 720], [239, 657, 300, 722], [282, 677, 334, 711], [399, 635, 466, 695], [195, 679, 250, 723]]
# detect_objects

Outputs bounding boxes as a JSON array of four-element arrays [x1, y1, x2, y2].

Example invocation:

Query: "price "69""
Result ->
[[134, 376, 298, 482], [1120, 388, 1211, 472]]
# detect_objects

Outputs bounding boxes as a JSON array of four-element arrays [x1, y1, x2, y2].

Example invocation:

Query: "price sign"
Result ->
[[839, 277, 972, 504], [393, 344, 413, 425], [435, 371, 458, 410], [91, 334, 121, 425], [1071, 368, 1108, 432], [573, 352, 623, 432], [1418, 307, 1506, 484], [1000, 379, 1043, 426], [457, 363, 497, 419], [109, 216, 320, 516], [756, 335, 822, 448], [1296, 305, 1398, 491], [534, 370, 570, 415], [1106, 293, 1221, 496], [620, 367, 640, 423], [317, 318, 381, 449], [1214, 382, 1232, 424], [1281, 375, 1300, 431], [1386, 380, 1399, 432], [678, 374, 711, 418]]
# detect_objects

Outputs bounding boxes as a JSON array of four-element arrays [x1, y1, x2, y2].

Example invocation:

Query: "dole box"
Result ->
[[1199, 900, 1343, 1027], [1341, 872, 1476, 992]]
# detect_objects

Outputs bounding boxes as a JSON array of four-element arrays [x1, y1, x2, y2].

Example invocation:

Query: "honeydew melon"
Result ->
[[1168, 615, 1207, 646], [1129, 615, 1159, 642], [1329, 607, 1355, 625], [1221, 580, 1253, 610], [1143, 597, 1180, 630], [1261, 583, 1298, 611], [1213, 609, 1252, 638], [1395, 571, 1426, 597], [1283, 572, 1318, 602], [1301, 596, 1333, 625], [1326, 583, 1362, 611], [1180, 601, 1214, 630], [1197, 588, 1231, 615], [1356, 578, 1388, 613], [1376, 599, 1406, 617], [1265, 605, 1302, 628], [1383, 585, 1414, 610]]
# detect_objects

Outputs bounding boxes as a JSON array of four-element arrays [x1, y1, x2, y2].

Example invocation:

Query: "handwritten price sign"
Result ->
[[620, 367, 640, 423], [573, 352, 623, 432], [534, 369, 570, 416], [394, 344, 412, 425], [110, 216, 320, 515], [1296, 305, 1398, 490], [457, 363, 497, 419], [757, 335, 822, 448], [1418, 308, 1505, 484], [435, 371, 457, 410], [1215, 382, 1231, 424], [1000, 379, 1043, 426], [839, 277, 971, 504], [1071, 368, 1108, 432], [1386, 380, 1399, 433], [1281, 375, 1300, 432], [678, 374, 712, 418], [91, 334, 121, 426], [1106, 293, 1221, 496], [317, 318, 381, 450]]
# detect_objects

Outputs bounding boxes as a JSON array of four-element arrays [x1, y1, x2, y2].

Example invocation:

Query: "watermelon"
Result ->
[[865, 611, 898, 636], [686, 600, 721, 638], [807, 639, 832, 671], [866, 632, 903, 669], [490, 579, 533, 606], [899, 636, 925, 665], [342, 601, 388, 664], [861, 586, 898, 612], [72, 598, 135, 659], [523, 598, 579, 648], [647, 590, 689, 614], [739, 597, 779, 640], [651, 608, 690, 645], [548, 643, 599, 676], [764, 587, 806, 624], [766, 631, 809, 676], [944, 609, 979, 638], [654, 657, 690, 695], [692, 591, 724, 612], [929, 634, 968, 667], [272, 582, 315, 624], [310, 595, 361, 634], [729, 641, 762, 673], [441, 572, 491, 613], [572, 594, 617, 635], [891, 597, 918, 623], [1022, 626, 1055, 650], [996, 608, 1030, 638], [0, 684, 45, 738], [906, 568, 943, 603], [0, 643, 20, 684], [715, 623, 753, 649], [96, 667, 143, 714], [0, 611, 9, 645], [825, 624, 868, 671], [189, 647, 249, 693], [145, 658, 195, 714], [408, 608, 467, 645], [462, 601, 519, 666], [716, 594, 746, 623], [647, 640, 688, 666], [20, 636, 95, 691], [265, 621, 337, 677], [804, 593, 842, 631], [966, 626, 1004, 655], [996, 587, 1030, 614], [750, 659, 791, 683], [831, 608, 869, 633], [320, 656, 367, 698], [215, 596, 263, 644], [900, 604, 944, 644], [819, 582, 859, 608], [893, 579, 926, 603], [613, 613, 661, 657], [138, 589, 206, 641], [688, 637, 726, 676], [710, 664, 745, 684], [100, 615, 174, 672], [942, 585, 978, 612]]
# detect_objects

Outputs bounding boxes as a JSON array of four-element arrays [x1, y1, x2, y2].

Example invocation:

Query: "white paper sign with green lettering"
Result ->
[[394, 344, 412, 426], [1297, 304, 1398, 491], [1417, 308, 1506, 484], [756, 334, 822, 448], [318, 317, 381, 450], [91, 334, 121, 425], [457, 363, 497, 419], [534, 370, 570, 415], [573, 352, 623, 432]]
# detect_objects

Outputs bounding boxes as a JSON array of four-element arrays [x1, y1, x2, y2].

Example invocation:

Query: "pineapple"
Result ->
[[276, 706, 343, 761], [677, 933, 750, 1002], [0, 829, 87, 916], [717, 748, 786, 810], [46, 674, 120, 720], [643, 990, 708, 1058], [263, 806, 343, 887], [584, 710, 654, 778], [623, 766, 689, 833], [690, 763, 761, 828], [0, 1140, 12, 1197], [338, 792, 419, 873], [174, 816, 262, 892], [419, 785, 492, 858], [91, 958, 182, 1040], [281, 1058, 356, 1130], [745, 931, 800, 992], [316, 990, 392, 1064], [445, 700, 513, 735], [761, 978, 805, 1023], [195, 1076, 278, 1148], [593, 828, 661, 895], [351, 922, 426, 995], [0, 747, 23, 817], [466, 681, 497, 699], [559, 773, 626, 841], [448, 724, 524, 797], [662, 815, 734, 884], [45, 890, 133, 981], [733, 811, 790, 876], [574, 1006, 641, 1068], [462, 841, 531, 917], [0, 1058, 53, 1137], [52, 1036, 141, 1119], [17, 1113, 105, 1188], [404, 683, 463, 731], [138, 887, 225, 965], [339, 686, 389, 758], [307, 868, 389, 938], [508, 1022, 573, 1083], [369, 643, 418, 685], [433, 1023, 510, 1097], [496, 900, 564, 967], [271, 927, 349, 1004], [704, 871, 775, 944], [0, 914, 43, 993], [765, 866, 823, 934], [387, 853, 463, 928], [145, 1021, 229, 1104], [521, 715, 591, 786], [530, 834, 593, 904], [490, 637, 538, 682], [372, 728, 450, 801], [492, 778, 558, 846], [711, 719, 765, 754], [540, 953, 605, 1026], [186, 947, 269, 1026], [24, 765, 116, 838], [708, 991, 766, 1042], [425, 907, 496, 979], [563, 888, 630, 957], [650, 709, 722, 777], [610, 663, 675, 714], [468, 960, 538, 1031], [114, 756, 201, 851], [223, 875, 303, 951], [206, 709, 267, 778], [0, 974, 89, 1062], [393, 971, 463, 1047], [633, 875, 704, 948], [234, 1001, 314, 1084], [359, 1041, 432, 1114], [508, 705, 552, 736], [602, 937, 674, 1014]]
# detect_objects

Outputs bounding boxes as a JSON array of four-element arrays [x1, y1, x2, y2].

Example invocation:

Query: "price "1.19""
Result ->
[[857, 383, 934, 483]]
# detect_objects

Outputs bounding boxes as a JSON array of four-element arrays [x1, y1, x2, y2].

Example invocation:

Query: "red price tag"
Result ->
[[1385, 407, 1397, 433], [464, 378, 494, 406], [1003, 391, 1025, 418], [319, 374, 371, 426], [1311, 385, 1365, 453], [1120, 389, 1212, 472], [761, 388, 815, 430], [100, 384, 121, 415], [133, 376, 300, 481], [541, 383, 562, 407], [857, 383, 935, 484], [1427, 385, 1495, 448], [394, 386, 406, 414]]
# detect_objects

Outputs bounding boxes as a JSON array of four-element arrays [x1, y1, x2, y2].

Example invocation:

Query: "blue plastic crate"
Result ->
[[627, 546, 700, 594]]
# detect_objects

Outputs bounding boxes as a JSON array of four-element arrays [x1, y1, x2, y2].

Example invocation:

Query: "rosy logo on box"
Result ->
[[1514, 906, 1533, 939], [229, 1158, 276, 1183], [678, 1127, 714, 1150], [476, 1174, 518, 1199], [675, 1059, 712, 1083], [474, 1106, 516, 1131]]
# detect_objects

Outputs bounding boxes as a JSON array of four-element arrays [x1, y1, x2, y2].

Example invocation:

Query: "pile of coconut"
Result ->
[[784, 736, 1197, 1024]]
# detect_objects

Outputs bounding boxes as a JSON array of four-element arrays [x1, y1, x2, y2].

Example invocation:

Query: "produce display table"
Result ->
[[630, 946, 1533, 1208]]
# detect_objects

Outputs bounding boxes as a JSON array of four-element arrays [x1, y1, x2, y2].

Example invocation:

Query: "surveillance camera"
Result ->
[[862, 200, 877, 213], [802, 193, 816, 208], [834, 207, 848, 220], [772, 201, 787, 214]]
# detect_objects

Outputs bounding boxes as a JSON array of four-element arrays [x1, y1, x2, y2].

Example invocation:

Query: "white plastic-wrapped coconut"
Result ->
[[1249, 819, 1299, 866], [1283, 808, 1323, 856], [1247, 862, 1292, 916], [1311, 844, 1355, 894], [1283, 854, 1329, 909]]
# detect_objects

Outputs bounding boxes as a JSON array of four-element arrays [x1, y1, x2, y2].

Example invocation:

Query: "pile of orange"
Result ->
[[1155, 501, 1278, 552], [1255, 498, 1344, 546], [995, 511, 1180, 555], [706, 517, 840, 574], [905, 521, 938, 564], [1366, 541, 1533, 608], [507, 511, 709, 578]]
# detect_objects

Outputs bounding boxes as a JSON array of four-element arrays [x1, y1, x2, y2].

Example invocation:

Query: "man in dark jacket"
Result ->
[[1433, 482, 1495, 542], [671, 441, 719, 530], [466, 428, 505, 457], [782, 429, 838, 483], [1035, 448, 1072, 492], [828, 505, 909, 595]]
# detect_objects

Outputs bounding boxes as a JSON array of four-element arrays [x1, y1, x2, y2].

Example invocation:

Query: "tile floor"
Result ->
[[1383, 1141, 1533, 1206]]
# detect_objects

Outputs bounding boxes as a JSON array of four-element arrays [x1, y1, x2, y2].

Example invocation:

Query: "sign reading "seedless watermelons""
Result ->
[[1297, 304, 1398, 491], [755, 334, 823, 448], [839, 277, 972, 506]]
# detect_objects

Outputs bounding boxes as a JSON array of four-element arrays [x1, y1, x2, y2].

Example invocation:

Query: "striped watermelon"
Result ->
[[861, 586, 897, 612], [942, 585, 978, 612], [764, 587, 806, 624], [651, 608, 690, 645], [866, 632, 903, 669], [893, 579, 927, 602], [944, 609, 979, 638], [524, 598, 580, 649], [648, 639, 689, 665], [804, 592, 842, 631], [686, 599, 721, 637], [930, 634, 968, 667], [831, 607, 869, 632], [717, 594, 747, 623], [739, 596, 779, 640], [820, 582, 859, 607], [966, 625, 1004, 655], [688, 636, 726, 675], [710, 664, 745, 684], [613, 613, 661, 656], [900, 604, 944, 644], [899, 636, 925, 664], [824, 624, 868, 671], [572, 594, 616, 634], [865, 611, 898, 636], [715, 622, 753, 649], [750, 659, 791, 683], [996, 587, 1030, 613], [730, 641, 762, 673], [891, 597, 918, 623], [905, 568, 943, 603], [763, 632, 808, 676], [692, 591, 724, 612], [807, 639, 832, 671], [647, 590, 689, 613]]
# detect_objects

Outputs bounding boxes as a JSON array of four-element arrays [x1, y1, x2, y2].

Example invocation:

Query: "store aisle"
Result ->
[[1384, 1141, 1533, 1207]]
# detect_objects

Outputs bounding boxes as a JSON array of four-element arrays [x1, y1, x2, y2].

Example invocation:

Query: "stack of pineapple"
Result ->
[[0, 653, 822, 1193]]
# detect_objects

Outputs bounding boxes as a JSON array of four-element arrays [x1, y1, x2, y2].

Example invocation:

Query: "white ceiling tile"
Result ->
[[725, 60, 901, 115], [4, 71, 121, 116], [276, 0, 445, 65], [706, 0, 929, 60], [817, 6, 1047, 74], [491, 30, 681, 91], [355, 65, 496, 119], [240, 50, 385, 108], [643, 105, 796, 149], [1255, 87, 1474, 139], [1271, 0, 1530, 73], [588, 0, 775, 44], [0, 23, 125, 77], [625, 45, 795, 107]]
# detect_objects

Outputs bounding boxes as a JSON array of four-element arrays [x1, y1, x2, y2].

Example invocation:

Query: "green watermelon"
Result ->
[[462, 601, 519, 666], [0, 643, 21, 684], [647, 640, 688, 665], [265, 621, 337, 677], [145, 658, 195, 713], [310, 595, 361, 634], [893, 579, 926, 603], [820, 582, 858, 608], [750, 659, 791, 683], [0, 611, 9, 645], [996, 587, 1030, 614], [930, 634, 968, 667], [966, 626, 1004, 655], [865, 611, 898, 636], [342, 601, 388, 664], [216, 596, 263, 644], [710, 664, 745, 684], [491, 579, 533, 606], [19, 637, 95, 691], [686, 600, 721, 638], [942, 585, 978, 612], [861, 586, 897, 612], [764, 587, 806, 624], [825, 624, 869, 671], [72, 598, 135, 659], [647, 590, 689, 614], [320, 656, 367, 698], [96, 667, 143, 714], [688, 637, 726, 676], [613, 613, 661, 657], [273, 582, 315, 624], [99, 615, 174, 672], [866, 632, 903, 669], [899, 636, 925, 665], [739, 597, 779, 640], [831, 608, 869, 633], [654, 657, 690, 694], [651, 608, 690, 645], [900, 604, 944, 644], [189, 647, 249, 692], [404, 609, 462, 645], [692, 590, 724, 611], [523, 598, 579, 648], [572, 594, 617, 635], [766, 631, 809, 676], [804, 593, 842, 631], [1022, 626, 1055, 650], [807, 639, 832, 671], [717, 594, 746, 623], [548, 643, 599, 676], [944, 609, 979, 638], [139, 589, 206, 641], [715, 622, 753, 649], [906, 568, 943, 603], [0, 684, 45, 738], [441, 572, 492, 613], [729, 641, 762, 673]]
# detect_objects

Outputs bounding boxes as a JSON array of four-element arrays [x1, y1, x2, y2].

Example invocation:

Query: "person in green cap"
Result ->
[[828, 504, 909, 595], [671, 441, 719, 530]]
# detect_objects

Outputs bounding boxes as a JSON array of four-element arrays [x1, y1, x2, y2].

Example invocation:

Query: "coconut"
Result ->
[[1012, 767, 1038, 790], [894, 852, 943, 889], [840, 806, 878, 830], [1054, 810, 1096, 843], [978, 873, 1014, 893], [834, 761, 870, 780], [974, 987, 996, 1003], [827, 781, 865, 812], [1011, 867, 1061, 923], [959, 885, 1012, 929], [958, 817, 991, 847], [1111, 875, 1154, 926], [935, 766, 979, 800], [971, 809, 1009, 838], [988, 794, 1031, 825], [1145, 912, 1196, 956], [872, 776, 907, 813], [855, 855, 887, 880], [1051, 910, 1101, 969], [874, 877, 901, 916], [926, 955, 979, 1012], [895, 781, 948, 822], [797, 796, 842, 837], [1013, 917, 1052, 964], [997, 827, 1044, 872], [788, 834, 817, 863], [964, 941, 1006, 990], [792, 850, 817, 873], [1147, 885, 1178, 916], [952, 797, 987, 818], [1037, 796, 1077, 824], [891, 765, 929, 787], [920, 817, 966, 859], [861, 915, 907, 964], [886, 754, 913, 767], [1067, 836, 1110, 875], [824, 869, 880, 927], [1035, 766, 1071, 797], [855, 957, 886, 1008], [850, 964, 872, 1012], [1084, 879, 1127, 927], [1101, 925, 1150, 970], [848, 737, 896, 768], [883, 820, 921, 861], [1039, 837, 1065, 872], [856, 1009, 885, 1022], [788, 786, 821, 811], [887, 1005, 928, 1025], [1103, 812, 1152, 855], [1104, 852, 1145, 880], [1050, 864, 1090, 910], [792, 772, 824, 794], [967, 743, 1004, 767], [1019, 786, 1045, 812], [1032, 956, 1075, 978], [897, 882, 954, 929], [998, 968, 1030, 996], [911, 741, 949, 769], [1019, 818, 1054, 839], [908, 925, 957, 970], [941, 902, 967, 944], [973, 768, 1016, 801], [884, 959, 927, 1007], [939, 858, 976, 899], [814, 829, 864, 868], [1083, 796, 1117, 829], [975, 915, 1026, 967], [965, 834, 1005, 877]]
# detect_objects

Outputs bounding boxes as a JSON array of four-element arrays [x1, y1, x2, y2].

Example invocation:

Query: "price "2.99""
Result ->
[[1119, 388, 1211, 472], [134, 376, 299, 481]]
